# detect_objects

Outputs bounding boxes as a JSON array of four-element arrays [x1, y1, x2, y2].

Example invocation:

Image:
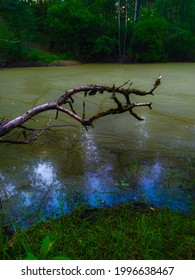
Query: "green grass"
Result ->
[[0, 204, 194, 260], [23, 47, 75, 62]]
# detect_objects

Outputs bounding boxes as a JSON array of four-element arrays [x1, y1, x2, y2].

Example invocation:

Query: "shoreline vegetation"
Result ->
[[1, 203, 194, 260], [1, 59, 194, 69], [1, 1, 195, 66], [0, 59, 81, 68]]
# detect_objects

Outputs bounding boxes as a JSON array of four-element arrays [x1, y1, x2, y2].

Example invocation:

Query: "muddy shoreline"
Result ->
[[1, 60, 81, 68]]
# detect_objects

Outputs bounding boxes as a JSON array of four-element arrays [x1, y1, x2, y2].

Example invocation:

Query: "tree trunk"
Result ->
[[134, 0, 138, 23], [147, 0, 151, 11], [118, 0, 121, 58], [123, 0, 128, 57]]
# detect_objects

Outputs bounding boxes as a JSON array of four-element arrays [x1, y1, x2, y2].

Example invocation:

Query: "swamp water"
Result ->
[[0, 63, 195, 227]]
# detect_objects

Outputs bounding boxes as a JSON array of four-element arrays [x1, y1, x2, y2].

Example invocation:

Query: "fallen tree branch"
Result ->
[[0, 124, 77, 144], [0, 76, 161, 144]]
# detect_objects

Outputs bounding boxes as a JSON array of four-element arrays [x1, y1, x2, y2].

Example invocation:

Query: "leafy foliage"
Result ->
[[93, 35, 117, 59], [167, 25, 195, 61], [0, 22, 20, 61], [0, 0, 194, 62], [131, 15, 169, 62], [24, 236, 70, 260]]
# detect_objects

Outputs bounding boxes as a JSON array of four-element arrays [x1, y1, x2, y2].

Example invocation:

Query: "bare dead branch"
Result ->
[[82, 101, 86, 119], [0, 76, 161, 144], [0, 124, 76, 144]]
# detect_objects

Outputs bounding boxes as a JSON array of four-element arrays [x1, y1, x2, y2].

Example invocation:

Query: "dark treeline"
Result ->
[[0, 0, 195, 63]]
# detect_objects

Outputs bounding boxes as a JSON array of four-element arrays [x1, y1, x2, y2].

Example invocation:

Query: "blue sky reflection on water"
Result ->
[[79, 130, 193, 213], [140, 162, 192, 212], [0, 128, 194, 227]]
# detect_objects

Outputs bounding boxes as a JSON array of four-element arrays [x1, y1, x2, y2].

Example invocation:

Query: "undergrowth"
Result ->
[[0, 204, 194, 260]]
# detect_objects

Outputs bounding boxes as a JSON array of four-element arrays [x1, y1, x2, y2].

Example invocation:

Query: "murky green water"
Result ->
[[0, 63, 195, 226]]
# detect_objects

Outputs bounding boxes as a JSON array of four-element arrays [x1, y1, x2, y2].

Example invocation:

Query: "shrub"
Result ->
[[131, 15, 169, 62]]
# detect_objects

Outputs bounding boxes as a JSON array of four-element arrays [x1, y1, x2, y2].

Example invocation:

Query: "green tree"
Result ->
[[0, 21, 20, 61], [0, 0, 194, 62], [46, 0, 98, 60], [131, 15, 169, 62], [92, 35, 117, 60], [0, 0, 36, 60], [167, 25, 195, 61], [155, 0, 195, 61]]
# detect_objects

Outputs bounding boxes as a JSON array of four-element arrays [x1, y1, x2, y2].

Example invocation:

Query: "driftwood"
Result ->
[[0, 76, 161, 144]]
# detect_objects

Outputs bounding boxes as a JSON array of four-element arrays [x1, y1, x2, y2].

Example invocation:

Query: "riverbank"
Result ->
[[1, 203, 194, 260], [1, 60, 81, 68]]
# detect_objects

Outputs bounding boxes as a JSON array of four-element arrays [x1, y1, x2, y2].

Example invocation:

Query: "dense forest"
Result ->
[[0, 0, 195, 63]]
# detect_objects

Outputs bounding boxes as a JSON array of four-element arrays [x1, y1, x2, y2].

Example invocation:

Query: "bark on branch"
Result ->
[[0, 76, 161, 144]]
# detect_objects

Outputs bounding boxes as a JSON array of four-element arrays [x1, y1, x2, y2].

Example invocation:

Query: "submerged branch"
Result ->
[[0, 76, 161, 144]]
